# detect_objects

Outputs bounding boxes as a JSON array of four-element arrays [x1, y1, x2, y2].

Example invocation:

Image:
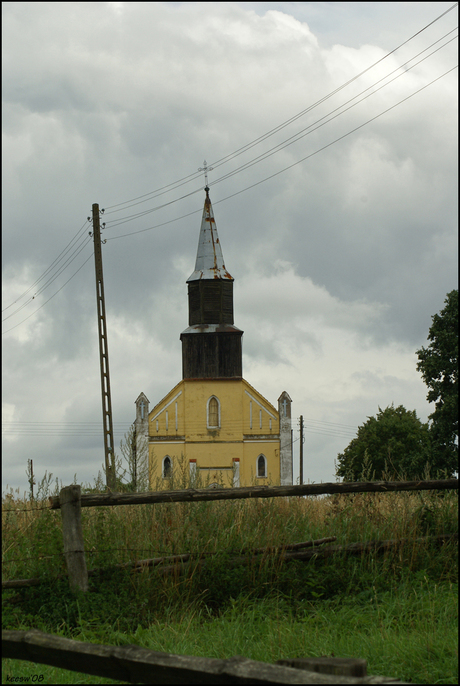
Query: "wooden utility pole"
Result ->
[[91, 203, 116, 491], [299, 415, 304, 485]]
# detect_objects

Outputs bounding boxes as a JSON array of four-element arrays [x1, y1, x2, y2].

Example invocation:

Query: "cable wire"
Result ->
[[107, 64, 457, 241], [2, 221, 90, 314], [2, 249, 94, 335], [209, 33, 458, 189], [2, 234, 93, 323], [104, 28, 458, 231], [103, 28, 458, 227], [2, 5, 457, 327], [102, 2, 458, 214]]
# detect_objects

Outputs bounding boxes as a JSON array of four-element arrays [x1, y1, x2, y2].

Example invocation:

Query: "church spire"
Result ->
[[187, 187, 233, 282], [180, 187, 243, 379]]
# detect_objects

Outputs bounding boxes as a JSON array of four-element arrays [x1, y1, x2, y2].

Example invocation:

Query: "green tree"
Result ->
[[416, 289, 458, 476], [336, 404, 432, 481]]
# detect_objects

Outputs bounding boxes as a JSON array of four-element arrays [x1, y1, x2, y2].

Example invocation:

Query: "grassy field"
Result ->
[[2, 479, 458, 684]]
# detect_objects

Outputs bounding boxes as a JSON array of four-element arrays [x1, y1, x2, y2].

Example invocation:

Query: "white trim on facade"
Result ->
[[233, 459, 240, 488], [244, 390, 277, 419], [151, 391, 183, 421], [243, 439, 279, 443]]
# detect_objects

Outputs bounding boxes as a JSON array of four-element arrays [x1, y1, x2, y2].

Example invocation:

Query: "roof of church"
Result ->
[[187, 188, 234, 282]]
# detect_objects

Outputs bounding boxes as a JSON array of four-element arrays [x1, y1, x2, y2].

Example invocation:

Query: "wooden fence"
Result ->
[[2, 629, 410, 684], [3, 480, 457, 684], [48, 478, 459, 509], [4, 479, 458, 593]]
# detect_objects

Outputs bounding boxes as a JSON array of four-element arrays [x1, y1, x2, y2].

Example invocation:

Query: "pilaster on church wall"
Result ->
[[134, 393, 149, 449], [278, 391, 293, 486]]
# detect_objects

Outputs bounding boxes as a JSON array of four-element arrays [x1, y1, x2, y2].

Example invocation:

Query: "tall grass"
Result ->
[[2, 473, 458, 684]]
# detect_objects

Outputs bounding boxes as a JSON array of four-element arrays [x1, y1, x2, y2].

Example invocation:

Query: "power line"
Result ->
[[103, 27, 458, 229], [208, 32, 458, 190], [2, 221, 90, 315], [2, 5, 457, 327], [2, 416, 357, 434], [2, 249, 94, 335], [106, 63, 457, 242], [103, 28, 458, 232], [2, 234, 92, 323], [303, 417, 359, 429], [101, 2, 458, 215]]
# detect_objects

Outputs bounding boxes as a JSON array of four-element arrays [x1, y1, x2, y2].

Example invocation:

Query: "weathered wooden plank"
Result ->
[[3, 534, 456, 589], [165, 534, 456, 576], [96, 537, 339, 573], [239, 537, 337, 556], [277, 658, 367, 678], [59, 485, 88, 593], [2, 630, 410, 684], [48, 479, 458, 509], [2, 577, 43, 589], [274, 533, 458, 563], [0, 540, 337, 590]]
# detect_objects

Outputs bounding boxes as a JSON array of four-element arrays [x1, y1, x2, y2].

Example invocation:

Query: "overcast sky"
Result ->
[[2, 2, 458, 497]]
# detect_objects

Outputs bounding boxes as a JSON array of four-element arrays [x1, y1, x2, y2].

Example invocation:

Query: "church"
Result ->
[[134, 186, 293, 489]]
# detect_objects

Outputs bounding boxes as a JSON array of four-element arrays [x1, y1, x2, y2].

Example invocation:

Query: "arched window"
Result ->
[[257, 454, 267, 478], [162, 456, 172, 479], [207, 396, 220, 429]]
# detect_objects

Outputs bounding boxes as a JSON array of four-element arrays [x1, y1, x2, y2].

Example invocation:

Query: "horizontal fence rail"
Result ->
[[48, 479, 459, 509], [2, 629, 410, 684], [3, 534, 457, 591]]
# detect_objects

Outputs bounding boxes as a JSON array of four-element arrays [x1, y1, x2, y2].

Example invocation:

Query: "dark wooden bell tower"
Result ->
[[180, 188, 243, 379]]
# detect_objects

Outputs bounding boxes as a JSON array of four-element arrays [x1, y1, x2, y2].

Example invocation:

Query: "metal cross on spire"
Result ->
[[198, 160, 214, 190]]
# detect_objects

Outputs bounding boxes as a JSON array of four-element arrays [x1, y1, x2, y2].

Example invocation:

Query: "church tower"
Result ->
[[137, 186, 293, 489], [181, 186, 243, 380]]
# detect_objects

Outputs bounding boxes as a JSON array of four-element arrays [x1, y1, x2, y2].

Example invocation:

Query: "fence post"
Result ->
[[60, 485, 88, 593]]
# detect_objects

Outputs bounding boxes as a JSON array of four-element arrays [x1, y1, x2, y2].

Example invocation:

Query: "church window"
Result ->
[[259, 409, 263, 429], [163, 456, 172, 479], [257, 454, 267, 478], [207, 396, 220, 429]]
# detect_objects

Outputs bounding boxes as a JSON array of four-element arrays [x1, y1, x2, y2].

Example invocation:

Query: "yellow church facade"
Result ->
[[134, 185, 293, 489], [148, 378, 284, 488]]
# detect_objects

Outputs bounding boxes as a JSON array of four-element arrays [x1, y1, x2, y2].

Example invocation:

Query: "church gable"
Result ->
[[149, 380, 185, 436], [242, 379, 279, 435]]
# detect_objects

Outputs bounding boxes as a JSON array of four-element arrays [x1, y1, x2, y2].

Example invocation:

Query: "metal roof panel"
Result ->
[[187, 190, 234, 282]]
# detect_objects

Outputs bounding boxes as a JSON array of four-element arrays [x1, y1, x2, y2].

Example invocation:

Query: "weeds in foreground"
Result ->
[[2, 581, 458, 685], [2, 480, 458, 684]]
